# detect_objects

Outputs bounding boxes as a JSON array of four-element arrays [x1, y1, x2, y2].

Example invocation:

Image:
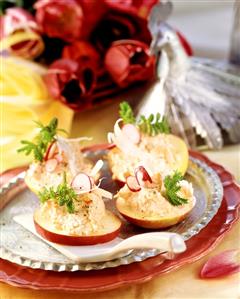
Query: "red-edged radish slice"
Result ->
[[126, 176, 141, 192], [135, 166, 152, 187], [71, 173, 92, 193], [45, 158, 58, 172], [122, 124, 140, 144], [44, 141, 57, 161], [54, 153, 63, 163]]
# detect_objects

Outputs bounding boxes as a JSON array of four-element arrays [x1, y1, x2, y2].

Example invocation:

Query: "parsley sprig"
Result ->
[[38, 173, 77, 213], [164, 171, 188, 206], [119, 101, 136, 124], [119, 101, 170, 136], [17, 118, 65, 162]]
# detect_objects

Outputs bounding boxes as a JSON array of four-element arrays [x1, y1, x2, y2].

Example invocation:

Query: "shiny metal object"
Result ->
[[229, 1, 240, 65], [135, 1, 240, 149], [0, 150, 223, 272]]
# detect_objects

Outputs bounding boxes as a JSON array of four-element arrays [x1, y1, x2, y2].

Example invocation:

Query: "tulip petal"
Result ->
[[200, 249, 240, 278], [105, 39, 155, 88]]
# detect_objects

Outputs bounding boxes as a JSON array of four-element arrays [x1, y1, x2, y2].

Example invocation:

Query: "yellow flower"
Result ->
[[0, 57, 74, 172]]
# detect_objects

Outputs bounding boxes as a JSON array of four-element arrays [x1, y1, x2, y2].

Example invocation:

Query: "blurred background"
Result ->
[[170, 0, 235, 59]]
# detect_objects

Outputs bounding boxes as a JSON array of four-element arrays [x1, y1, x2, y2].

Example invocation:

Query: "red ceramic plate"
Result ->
[[0, 151, 239, 292]]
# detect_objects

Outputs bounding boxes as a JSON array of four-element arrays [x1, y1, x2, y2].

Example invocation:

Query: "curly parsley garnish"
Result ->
[[38, 173, 76, 213], [119, 101, 136, 124], [17, 118, 65, 162], [119, 101, 170, 136], [164, 171, 188, 206]]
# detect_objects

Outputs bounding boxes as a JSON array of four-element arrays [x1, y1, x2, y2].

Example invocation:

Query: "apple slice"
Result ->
[[135, 166, 152, 187], [71, 173, 92, 193], [45, 158, 58, 172], [44, 141, 58, 161], [107, 133, 189, 184], [122, 124, 140, 144], [34, 209, 121, 245], [116, 197, 194, 229], [126, 176, 141, 192]]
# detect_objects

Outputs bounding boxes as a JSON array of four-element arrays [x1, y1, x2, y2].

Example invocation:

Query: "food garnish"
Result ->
[[18, 118, 66, 162], [38, 172, 76, 213], [126, 176, 141, 192], [119, 101, 170, 136], [71, 173, 93, 193], [134, 166, 153, 187], [119, 101, 136, 124], [126, 167, 188, 207], [164, 171, 188, 206]]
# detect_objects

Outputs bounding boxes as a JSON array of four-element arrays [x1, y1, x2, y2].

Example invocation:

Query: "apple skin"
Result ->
[[34, 210, 121, 246], [116, 198, 192, 229], [34, 220, 121, 245]]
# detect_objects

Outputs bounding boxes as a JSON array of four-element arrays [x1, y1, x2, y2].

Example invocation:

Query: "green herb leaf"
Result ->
[[119, 101, 136, 124], [38, 173, 77, 213], [119, 102, 170, 136], [164, 171, 188, 206], [17, 117, 65, 162], [137, 113, 170, 136]]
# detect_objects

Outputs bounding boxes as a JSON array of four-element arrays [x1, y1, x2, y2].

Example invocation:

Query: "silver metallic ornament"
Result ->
[[135, 1, 240, 149]]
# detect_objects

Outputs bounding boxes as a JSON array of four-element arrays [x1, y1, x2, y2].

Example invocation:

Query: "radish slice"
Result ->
[[45, 158, 58, 172], [115, 131, 142, 156], [126, 176, 141, 192], [54, 153, 63, 163], [90, 160, 104, 177], [44, 141, 57, 161], [71, 173, 92, 193], [122, 124, 140, 144], [135, 166, 152, 187]]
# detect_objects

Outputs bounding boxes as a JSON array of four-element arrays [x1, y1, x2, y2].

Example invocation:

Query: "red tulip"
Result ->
[[0, 7, 44, 59], [44, 58, 97, 110], [104, 39, 155, 88], [200, 249, 240, 278], [62, 41, 101, 74], [34, 0, 83, 42], [76, 0, 108, 39], [90, 8, 152, 53], [105, 0, 158, 18]]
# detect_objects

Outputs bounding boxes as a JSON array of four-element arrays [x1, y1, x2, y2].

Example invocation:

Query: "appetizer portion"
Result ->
[[34, 171, 121, 245], [107, 102, 189, 183], [18, 118, 95, 194], [116, 166, 195, 228]]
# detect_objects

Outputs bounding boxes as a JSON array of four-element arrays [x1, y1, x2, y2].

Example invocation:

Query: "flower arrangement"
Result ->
[[0, 0, 192, 172], [0, 0, 191, 112]]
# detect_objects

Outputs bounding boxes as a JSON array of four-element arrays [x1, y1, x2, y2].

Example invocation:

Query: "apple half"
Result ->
[[116, 197, 194, 229], [34, 209, 121, 245], [107, 134, 189, 183]]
